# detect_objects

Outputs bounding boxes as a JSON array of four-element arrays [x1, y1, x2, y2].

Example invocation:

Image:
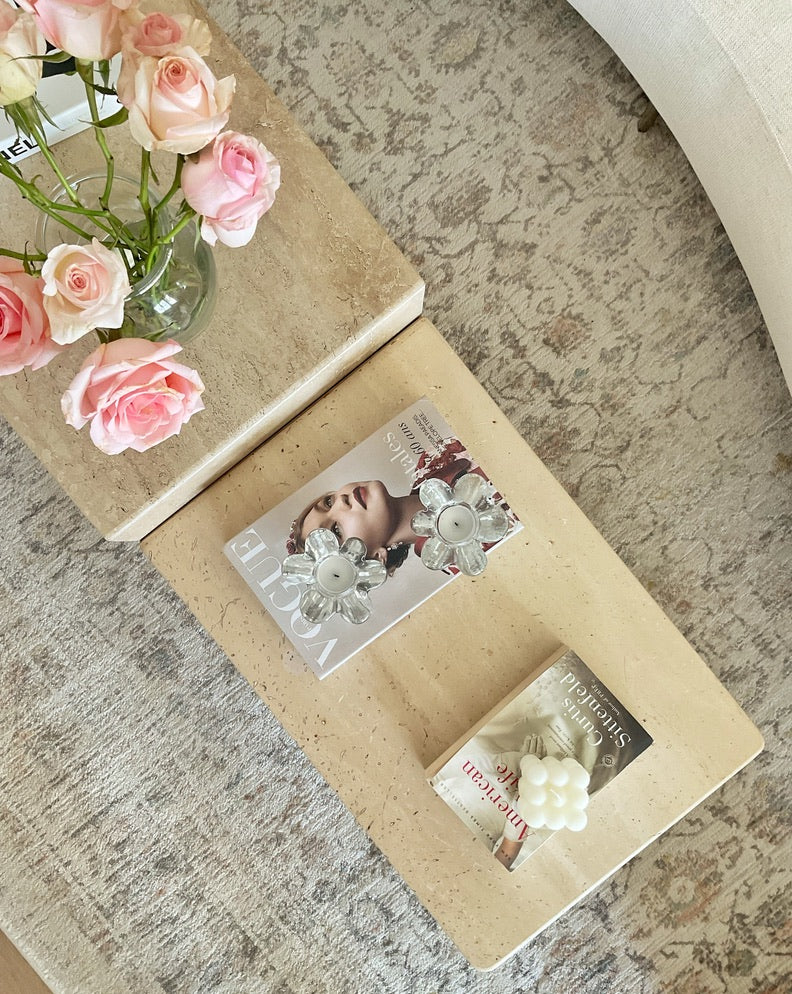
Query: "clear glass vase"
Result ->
[[35, 172, 216, 345]]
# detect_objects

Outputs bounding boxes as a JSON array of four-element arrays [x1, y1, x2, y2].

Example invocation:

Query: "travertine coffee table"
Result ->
[[142, 318, 762, 969], [0, 0, 423, 541]]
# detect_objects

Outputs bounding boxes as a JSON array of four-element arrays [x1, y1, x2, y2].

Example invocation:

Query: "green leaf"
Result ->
[[1, 96, 48, 142], [85, 82, 117, 96], [32, 94, 56, 129], [91, 107, 129, 129], [23, 244, 45, 275], [39, 50, 75, 64]]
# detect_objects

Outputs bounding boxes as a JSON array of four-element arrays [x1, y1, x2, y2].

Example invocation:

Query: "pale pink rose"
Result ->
[[0, 257, 64, 375], [42, 239, 131, 345], [123, 9, 210, 57], [124, 48, 235, 155], [61, 337, 205, 454], [117, 10, 211, 106], [17, 0, 130, 61], [0, 4, 45, 107], [181, 131, 281, 248]]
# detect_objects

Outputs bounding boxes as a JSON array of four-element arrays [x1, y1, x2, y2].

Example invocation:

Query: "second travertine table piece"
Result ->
[[142, 318, 763, 969], [0, 0, 423, 541]]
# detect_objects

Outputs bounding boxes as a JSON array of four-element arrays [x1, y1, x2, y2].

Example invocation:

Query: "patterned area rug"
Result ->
[[1, 0, 790, 991]]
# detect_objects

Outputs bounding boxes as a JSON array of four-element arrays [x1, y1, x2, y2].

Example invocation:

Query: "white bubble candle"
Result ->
[[516, 754, 590, 832]]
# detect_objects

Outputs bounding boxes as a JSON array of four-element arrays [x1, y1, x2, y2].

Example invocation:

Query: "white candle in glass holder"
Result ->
[[435, 504, 478, 544], [314, 554, 356, 595]]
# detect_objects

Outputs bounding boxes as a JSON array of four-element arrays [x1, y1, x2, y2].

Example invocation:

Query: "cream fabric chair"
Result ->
[[568, 0, 792, 393]]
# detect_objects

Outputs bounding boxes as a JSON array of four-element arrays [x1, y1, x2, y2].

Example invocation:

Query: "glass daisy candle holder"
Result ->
[[282, 527, 387, 625], [411, 471, 510, 575]]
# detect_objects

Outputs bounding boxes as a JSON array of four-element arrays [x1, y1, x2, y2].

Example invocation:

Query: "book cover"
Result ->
[[224, 398, 522, 679], [426, 647, 653, 871]]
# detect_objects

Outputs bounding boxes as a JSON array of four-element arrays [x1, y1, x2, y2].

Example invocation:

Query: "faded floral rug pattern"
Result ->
[[1, 1, 790, 992]]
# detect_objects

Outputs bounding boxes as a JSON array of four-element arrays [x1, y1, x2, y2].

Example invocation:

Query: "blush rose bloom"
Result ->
[[181, 131, 281, 247], [17, 0, 132, 61], [0, 257, 64, 375], [61, 338, 205, 454], [117, 10, 211, 106], [124, 47, 235, 155], [41, 238, 131, 345], [0, 4, 45, 107]]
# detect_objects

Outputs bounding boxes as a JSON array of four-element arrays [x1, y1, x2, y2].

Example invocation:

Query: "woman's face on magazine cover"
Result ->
[[299, 480, 399, 554]]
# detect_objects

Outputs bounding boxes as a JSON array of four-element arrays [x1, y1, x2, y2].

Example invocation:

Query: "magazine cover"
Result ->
[[426, 647, 653, 871], [224, 398, 522, 679]]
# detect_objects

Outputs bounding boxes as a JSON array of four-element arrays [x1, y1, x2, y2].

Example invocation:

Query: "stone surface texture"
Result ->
[[142, 318, 763, 969], [1, 0, 790, 992], [0, 0, 423, 540]]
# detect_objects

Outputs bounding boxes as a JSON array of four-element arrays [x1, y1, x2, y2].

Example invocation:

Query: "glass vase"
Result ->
[[35, 171, 216, 345]]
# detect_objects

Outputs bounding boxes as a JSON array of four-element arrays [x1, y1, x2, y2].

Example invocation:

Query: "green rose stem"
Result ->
[[139, 148, 153, 240], [0, 102, 121, 248], [10, 97, 82, 209], [0, 246, 46, 264], [74, 59, 148, 271], [162, 208, 196, 241], [152, 154, 185, 218], [144, 154, 189, 273], [0, 153, 102, 245], [144, 156, 196, 274], [144, 206, 197, 274], [1, 92, 137, 263], [75, 59, 114, 208]]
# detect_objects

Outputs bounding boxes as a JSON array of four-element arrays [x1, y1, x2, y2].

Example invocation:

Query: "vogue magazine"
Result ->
[[224, 398, 521, 678]]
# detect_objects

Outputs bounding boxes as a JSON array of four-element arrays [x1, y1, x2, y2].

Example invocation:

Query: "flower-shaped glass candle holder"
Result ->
[[282, 528, 387, 625], [411, 472, 510, 575], [516, 754, 591, 832]]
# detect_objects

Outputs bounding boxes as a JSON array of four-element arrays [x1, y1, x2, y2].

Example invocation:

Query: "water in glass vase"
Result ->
[[36, 171, 216, 345]]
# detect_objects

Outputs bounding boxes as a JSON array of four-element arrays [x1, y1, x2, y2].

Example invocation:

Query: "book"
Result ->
[[224, 398, 522, 679], [426, 647, 653, 871]]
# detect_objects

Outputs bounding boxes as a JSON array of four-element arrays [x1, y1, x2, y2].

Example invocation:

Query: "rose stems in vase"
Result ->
[[0, 153, 110, 245], [75, 58, 146, 264], [75, 58, 115, 208]]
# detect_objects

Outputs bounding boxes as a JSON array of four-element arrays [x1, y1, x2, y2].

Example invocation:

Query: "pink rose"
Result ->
[[42, 238, 131, 345], [124, 48, 235, 155], [61, 337, 205, 454], [0, 4, 45, 107], [0, 257, 64, 375], [17, 0, 130, 61], [123, 9, 210, 57], [181, 131, 281, 247], [117, 10, 211, 106]]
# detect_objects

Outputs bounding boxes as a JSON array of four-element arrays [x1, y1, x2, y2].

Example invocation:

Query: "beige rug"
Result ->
[[1, 0, 790, 991]]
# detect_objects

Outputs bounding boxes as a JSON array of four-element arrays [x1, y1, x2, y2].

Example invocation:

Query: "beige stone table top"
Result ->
[[0, 0, 423, 541], [142, 318, 763, 969]]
